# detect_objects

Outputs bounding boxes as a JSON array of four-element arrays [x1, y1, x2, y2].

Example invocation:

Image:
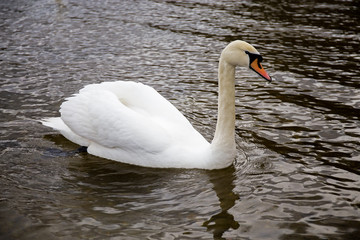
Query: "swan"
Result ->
[[42, 40, 272, 169]]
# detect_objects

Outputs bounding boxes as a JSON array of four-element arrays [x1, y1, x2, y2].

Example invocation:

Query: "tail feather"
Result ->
[[41, 117, 90, 147]]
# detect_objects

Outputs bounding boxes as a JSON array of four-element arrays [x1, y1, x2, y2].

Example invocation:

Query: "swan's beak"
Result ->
[[249, 57, 272, 82], [246, 51, 272, 82]]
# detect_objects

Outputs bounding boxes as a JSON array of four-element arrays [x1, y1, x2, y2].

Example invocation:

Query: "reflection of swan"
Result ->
[[203, 167, 239, 238], [42, 40, 271, 169]]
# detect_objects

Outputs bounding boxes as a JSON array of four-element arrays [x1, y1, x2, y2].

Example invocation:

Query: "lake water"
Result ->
[[1, 0, 359, 239]]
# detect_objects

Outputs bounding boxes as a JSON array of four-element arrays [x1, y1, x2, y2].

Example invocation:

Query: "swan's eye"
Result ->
[[245, 51, 262, 66]]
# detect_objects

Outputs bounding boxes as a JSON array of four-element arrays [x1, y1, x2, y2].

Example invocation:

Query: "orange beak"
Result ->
[[249, 58, 272, 82], [246, 51, 272, 82]]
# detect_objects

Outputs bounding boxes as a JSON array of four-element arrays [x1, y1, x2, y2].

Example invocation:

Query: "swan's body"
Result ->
[[42, 40, 271, 169]]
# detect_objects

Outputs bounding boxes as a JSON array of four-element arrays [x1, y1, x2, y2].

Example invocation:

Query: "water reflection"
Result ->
[[204, 167, 239, 239], [43, 133, 242, 238]]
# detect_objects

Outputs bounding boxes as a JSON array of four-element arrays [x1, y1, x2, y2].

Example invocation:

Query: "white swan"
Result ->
[[42, 40, 272, 169]]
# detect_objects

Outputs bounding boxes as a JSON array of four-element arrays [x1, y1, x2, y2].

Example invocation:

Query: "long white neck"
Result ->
[[210, 57, 236, 164]]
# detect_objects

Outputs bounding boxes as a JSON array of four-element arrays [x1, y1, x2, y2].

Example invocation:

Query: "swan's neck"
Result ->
[[211, 58, 236, 159]]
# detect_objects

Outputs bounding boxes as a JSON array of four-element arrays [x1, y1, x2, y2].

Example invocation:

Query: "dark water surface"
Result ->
[[1, 0, 360, 239]]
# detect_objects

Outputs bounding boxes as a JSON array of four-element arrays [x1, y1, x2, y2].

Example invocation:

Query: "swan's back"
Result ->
[[44, 81, 209, 167], [79, 81, 187, 125]]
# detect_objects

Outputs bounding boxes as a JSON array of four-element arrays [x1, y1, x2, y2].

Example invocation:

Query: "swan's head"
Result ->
[[221, 40, 272, 82]]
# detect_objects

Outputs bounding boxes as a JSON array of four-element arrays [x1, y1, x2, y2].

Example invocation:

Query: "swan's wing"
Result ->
[[79, 81, 194, 128], [60, 81, 200, 154], [60, 90, 169, 153]]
